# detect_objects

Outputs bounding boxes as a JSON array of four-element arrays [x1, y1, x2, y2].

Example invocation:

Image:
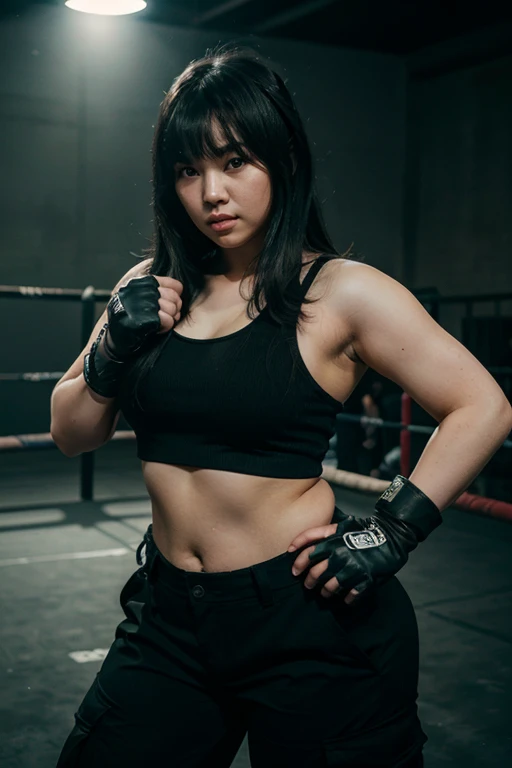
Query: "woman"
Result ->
[[52, 43, 512, 768]]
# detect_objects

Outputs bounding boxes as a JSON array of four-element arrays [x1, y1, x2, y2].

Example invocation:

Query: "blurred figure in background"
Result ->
[[335, 369, 400, 477]]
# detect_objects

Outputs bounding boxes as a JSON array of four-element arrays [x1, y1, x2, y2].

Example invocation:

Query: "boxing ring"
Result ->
[[1, 281, 511, 520]]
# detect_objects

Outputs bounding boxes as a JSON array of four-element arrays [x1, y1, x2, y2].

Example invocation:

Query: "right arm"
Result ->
[[50, 259, 152, 458]]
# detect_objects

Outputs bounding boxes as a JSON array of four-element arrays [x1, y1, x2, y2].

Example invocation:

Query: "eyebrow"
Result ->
[[173, 144, 240, 167], [215, 144, 234, 154]]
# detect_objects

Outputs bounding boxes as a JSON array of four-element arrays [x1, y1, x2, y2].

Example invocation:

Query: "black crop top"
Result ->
[[119, 254, 344, 478]]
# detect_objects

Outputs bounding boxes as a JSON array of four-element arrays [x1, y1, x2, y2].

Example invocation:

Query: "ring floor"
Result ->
[[1, 440, 511, 768]]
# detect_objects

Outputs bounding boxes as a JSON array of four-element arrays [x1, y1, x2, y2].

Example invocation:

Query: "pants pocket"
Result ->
[[322, 595, 381, 675], [119, 567, 147, 612], [322, 705, 427, 768], [56, 677, 115, 767]]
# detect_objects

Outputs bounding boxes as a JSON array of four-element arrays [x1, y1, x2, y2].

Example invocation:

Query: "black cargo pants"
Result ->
[[56, 506, 427, 767]]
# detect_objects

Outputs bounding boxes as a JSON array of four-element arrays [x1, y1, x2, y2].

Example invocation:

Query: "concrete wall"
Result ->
[[412, 55, 512, 297], [403, 25, 512, 351]]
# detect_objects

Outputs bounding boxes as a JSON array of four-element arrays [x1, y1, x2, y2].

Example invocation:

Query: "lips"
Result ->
[[208, 215, 237, 223], [209, 217, 238, 231]]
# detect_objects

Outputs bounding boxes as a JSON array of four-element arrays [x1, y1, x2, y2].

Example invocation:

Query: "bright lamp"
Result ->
[[64, 1, 147, 16]]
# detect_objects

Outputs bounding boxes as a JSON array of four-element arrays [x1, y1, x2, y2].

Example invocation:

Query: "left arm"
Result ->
[[288, 262, 512, 602], [339, 262, 512, 511]]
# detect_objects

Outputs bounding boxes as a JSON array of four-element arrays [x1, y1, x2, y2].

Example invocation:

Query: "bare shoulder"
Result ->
[[326, 258, 445, 338], [112, 257, 153, 295], [326, 258, 509, 421], [325, 256, 384, 285], [325, 258, 407, 309], [301, 253, 355, 291]]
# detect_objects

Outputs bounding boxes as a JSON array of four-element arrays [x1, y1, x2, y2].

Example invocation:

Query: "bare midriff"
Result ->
[[143, 463, 337, 572], [140, 255, 367, 573]]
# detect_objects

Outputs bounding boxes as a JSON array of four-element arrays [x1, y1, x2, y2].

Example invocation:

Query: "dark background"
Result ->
[[1, 7, 512, 768]]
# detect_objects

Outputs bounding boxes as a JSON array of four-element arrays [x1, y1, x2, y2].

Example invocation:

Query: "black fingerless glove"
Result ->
[[308, 475, 443, 600], [105, 275, 161, 361], [83, 275, 161, 399], [83, 322, 126, 399]]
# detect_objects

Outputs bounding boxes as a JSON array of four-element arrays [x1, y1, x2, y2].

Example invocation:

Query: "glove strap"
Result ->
[[83, 323, 126, 399], [375, 475, 442, 542]]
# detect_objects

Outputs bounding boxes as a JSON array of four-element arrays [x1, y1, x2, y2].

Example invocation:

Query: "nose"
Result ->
[[202, 170, 229, 206]]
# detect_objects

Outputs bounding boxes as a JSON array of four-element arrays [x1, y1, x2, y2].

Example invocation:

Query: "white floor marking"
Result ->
[[0, 547, 130, 566], [69, 649, 110, 664]]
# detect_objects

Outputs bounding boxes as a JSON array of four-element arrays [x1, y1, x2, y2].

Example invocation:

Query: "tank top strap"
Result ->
[[297, 253, 337, 301]]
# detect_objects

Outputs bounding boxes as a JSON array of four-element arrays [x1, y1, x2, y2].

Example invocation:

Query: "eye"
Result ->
[[176, 156, 246, 178], [177, 166, 197, 178], [228, 156, 246, 170]]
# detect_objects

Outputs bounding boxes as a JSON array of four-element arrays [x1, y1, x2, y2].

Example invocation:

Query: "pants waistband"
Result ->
[[141, 504, 346, 606]]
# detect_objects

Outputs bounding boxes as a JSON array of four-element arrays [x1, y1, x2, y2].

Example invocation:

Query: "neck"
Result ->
[[217, 232, 265, 277]]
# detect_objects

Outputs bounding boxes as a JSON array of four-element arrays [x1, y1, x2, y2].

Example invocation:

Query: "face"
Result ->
[[173, 122, 272, 261]]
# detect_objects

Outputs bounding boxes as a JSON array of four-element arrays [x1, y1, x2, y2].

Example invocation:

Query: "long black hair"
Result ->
[[118, 42, 356, 411]]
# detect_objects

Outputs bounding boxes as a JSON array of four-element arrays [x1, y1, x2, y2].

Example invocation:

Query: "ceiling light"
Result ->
[[64, 1, 147, 16]]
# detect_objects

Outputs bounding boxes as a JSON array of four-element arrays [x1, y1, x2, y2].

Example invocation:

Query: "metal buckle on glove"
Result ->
[[379, 475, 405, 503], [343, 524, 387, 550], [109, 294, 125, 315]]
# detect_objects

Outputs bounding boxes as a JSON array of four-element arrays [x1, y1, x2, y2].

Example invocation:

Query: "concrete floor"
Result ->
[[1, 441, 511, 767]]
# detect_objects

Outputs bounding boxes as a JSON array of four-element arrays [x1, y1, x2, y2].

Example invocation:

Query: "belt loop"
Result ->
[[250, 566, 275, 608], [136, 523, 154, 568]]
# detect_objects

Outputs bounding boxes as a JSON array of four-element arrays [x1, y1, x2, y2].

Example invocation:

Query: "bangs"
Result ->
[[163, 91, 255, 168]]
